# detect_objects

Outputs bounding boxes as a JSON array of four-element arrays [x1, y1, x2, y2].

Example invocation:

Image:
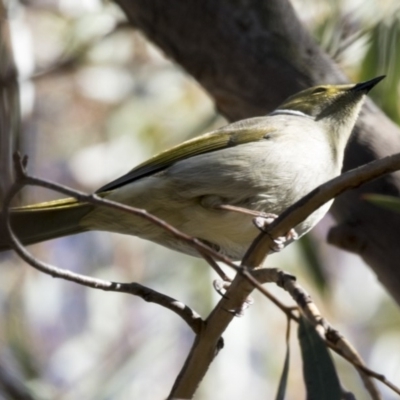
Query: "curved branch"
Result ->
[[169, 152, 400, 398], [2, 155, 206, 334]]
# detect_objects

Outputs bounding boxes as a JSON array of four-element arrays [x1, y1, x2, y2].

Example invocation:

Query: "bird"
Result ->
[[0, 76, 384, 260]]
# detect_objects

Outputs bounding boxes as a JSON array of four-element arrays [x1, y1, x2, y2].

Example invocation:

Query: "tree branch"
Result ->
[[2, 154, 208, 334], [4, 151, 400, 398], [169, 152, 400, 398]]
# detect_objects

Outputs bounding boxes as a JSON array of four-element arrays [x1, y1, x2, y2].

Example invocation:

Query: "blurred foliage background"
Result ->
[[0, 0, 400, 399]]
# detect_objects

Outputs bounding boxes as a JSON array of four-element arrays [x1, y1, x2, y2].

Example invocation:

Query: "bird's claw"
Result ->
[[213, 279, 231, 299], [253, 215, 298, 252], [224, 299, 253, 317], [213, 279, 254, 317]]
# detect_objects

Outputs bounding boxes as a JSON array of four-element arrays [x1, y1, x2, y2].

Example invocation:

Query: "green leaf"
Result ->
[[364, 194, 400, 213], [298, 317, 341, 400], [275, 318, 291, 400]]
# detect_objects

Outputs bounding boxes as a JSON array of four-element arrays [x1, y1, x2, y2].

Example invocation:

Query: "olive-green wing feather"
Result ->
[[97, 117, 273, 192], [0, 198, 93, 251]]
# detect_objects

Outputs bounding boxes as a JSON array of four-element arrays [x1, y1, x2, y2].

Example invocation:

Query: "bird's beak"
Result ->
[[351, 76, 386, 93]]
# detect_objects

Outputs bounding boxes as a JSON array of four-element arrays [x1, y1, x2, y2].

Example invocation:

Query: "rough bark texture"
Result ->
[[114, 0, 400, 304]]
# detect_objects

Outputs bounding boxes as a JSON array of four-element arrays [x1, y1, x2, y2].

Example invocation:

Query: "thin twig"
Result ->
[[253, 268, 400, 397], [6, 216, 204, 333], [3, 155, 204, 334], [275, 270, 381, 399]]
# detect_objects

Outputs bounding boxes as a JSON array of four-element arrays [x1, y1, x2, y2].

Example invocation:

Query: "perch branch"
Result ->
[[171, 152, 400, 398]]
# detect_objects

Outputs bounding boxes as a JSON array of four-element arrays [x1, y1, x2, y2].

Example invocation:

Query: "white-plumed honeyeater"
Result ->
[[0, 77, 384, 259]]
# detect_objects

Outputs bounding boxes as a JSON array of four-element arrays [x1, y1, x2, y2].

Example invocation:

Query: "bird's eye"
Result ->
[[312, 87, 327, 95]]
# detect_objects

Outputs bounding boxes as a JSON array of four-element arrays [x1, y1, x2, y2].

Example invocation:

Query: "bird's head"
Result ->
[[278, 76, 385, 122], [274, 76, 385, 156]]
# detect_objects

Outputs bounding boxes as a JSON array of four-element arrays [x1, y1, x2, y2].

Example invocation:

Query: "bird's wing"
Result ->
[[96, 117, 273, 193]]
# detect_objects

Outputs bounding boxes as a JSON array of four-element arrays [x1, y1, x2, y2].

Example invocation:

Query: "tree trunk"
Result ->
[[114, 0, 400, 305]]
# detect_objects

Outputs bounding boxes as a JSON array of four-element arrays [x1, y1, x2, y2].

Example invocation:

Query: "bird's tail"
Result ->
[[0, 198, 93, 251]]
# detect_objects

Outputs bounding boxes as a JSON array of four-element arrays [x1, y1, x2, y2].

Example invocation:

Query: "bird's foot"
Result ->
[[253, 215, 298, 252], [210, 202, 297, 252], [213, 279, 254, 317], [213, 279, 231, 299]]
